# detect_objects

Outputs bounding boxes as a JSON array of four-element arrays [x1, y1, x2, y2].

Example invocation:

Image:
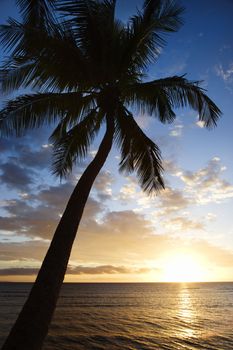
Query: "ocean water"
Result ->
[[0, 282, 233, 349]]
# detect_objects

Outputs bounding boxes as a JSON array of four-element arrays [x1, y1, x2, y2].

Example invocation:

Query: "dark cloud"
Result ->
[[0, 182, 103, 239], [17, 144, 52, 170], [0, 268, 39, 276], [0, 198, 59, 238], [68, 265, 140, 275], [0, 216, 20, 232], [36, 182, 74, 208], [0, 264, 152, 276], [101, 210, 152, 235], [0, 138, 12, 152], [0, 162, 35, 190], [0, 127, 55, 189]]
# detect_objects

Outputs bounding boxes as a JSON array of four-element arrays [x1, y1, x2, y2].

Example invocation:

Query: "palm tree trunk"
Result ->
[[2, 115, 115, 350]]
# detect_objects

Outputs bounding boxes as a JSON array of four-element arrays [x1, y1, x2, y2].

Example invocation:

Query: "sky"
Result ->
[[0, 0, 233, 282]]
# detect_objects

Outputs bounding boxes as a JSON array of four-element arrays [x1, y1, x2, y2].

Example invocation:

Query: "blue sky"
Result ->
[[0, 0, 233, 282]]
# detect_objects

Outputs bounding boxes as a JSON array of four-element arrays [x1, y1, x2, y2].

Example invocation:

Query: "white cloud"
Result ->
[[42, 144, 53, 149], [119, 183, 137, 201], [169, 124, 183, 137], [215, 63, 233, 82], [196, 120, 205, 128], [206, 213, 217, 221], [177, 158, 233, 204], [89, 150, 97, 158]]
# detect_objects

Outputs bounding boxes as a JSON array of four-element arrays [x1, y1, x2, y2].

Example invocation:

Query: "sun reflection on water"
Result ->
[[177, 284, 196, 338]]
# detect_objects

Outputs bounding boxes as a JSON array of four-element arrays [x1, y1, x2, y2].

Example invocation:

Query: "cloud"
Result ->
[[196, 120, 205, 128], [163, 216, 204, 232], [93, 170, 113, 200], [67, 265, 150, 275], [119, 182, 137, 201], [36, 182, 74, 208], [0, 162, 35, 190], [156, 187, 190, 216], [156, 157, 233, 211], [0, 199, 60, 239], [169, 124, 183, 137], [0, 264, 152, 276], [0, 139, 12, 152], [108, 210, 151, 233], [117, 177, 153, 209], [1, 205, 233, 281], [69, 209, 174, 267], [219, 44, 231, 53], [0, 140, 53, 192], [0, 209, 159, 268], [1, 157, 230, 247], [0, 181, 103, 239], [215, 62, 233, 82], [17, 144, 52, 169], [178, 157, 233, 204], [0, 268, 40, 276], [117, 156, 231, 217], [206, 213, 217, 221], [163, 159, 183, 178]]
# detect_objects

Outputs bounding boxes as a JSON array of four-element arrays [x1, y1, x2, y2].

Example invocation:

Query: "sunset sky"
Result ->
[[0, 0, 233, 282]]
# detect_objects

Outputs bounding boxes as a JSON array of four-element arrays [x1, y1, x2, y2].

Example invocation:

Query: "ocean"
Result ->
[[0, 282, 233, 349]]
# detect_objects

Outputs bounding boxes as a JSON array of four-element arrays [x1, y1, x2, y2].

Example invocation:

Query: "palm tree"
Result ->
[[0, 0, 221, 349]]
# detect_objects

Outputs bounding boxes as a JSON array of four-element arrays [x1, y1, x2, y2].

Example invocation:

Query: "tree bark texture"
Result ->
[[2, 115, 115, 350]]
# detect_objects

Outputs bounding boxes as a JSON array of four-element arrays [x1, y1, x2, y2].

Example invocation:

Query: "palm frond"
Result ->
[[125, 75, 221, 127], [51, 109, 104, 177], [0, 18, 25, 53], [31, 27, 90, 90], [58, 0, 116, 37], [0, 22, 91, 91], [142, 0, 184, 30], [0, 0, 58, 54], [16, 0, 56, 29], [115, 106, 164, 194], [0, 92, 96, 137], [58, 0, 122, 82], [122, 0, 183, 72], [0, 57, 37, 93]]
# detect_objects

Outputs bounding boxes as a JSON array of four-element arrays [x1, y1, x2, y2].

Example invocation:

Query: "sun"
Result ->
[[162, 253, 206, 282]]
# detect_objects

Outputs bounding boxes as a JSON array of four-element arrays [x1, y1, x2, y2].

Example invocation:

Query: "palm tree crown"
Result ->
[[0, 0, 221, 194]]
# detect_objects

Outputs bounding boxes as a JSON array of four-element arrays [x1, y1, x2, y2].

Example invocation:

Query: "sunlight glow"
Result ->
[[162, 253, 206, 282]]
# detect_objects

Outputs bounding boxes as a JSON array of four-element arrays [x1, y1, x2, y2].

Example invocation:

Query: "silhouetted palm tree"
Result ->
[[0, 0, 221, 349]]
